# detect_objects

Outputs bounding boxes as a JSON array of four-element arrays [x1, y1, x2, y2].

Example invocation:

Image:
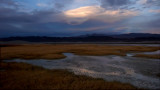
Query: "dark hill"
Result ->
[[0, 33, 160, 42]]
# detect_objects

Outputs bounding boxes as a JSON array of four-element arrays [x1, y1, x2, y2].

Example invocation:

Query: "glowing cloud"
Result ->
[[64, 6, 138, 24], [63, 6, 104, 25], [64, 6, 104, 18]]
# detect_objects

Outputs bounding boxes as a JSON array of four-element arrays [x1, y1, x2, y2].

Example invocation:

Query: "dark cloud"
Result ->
[[51, 0, 74, 10], [138, 0, 160, 8], [102, 0, 130, 6], [0, 8, 33, 23], [0, 7, 62, 24], [0, 0, 16, 6], [147, 0, 160, 6], [0, 0, 73, 24], [100, 0, 133, 9], [0, 3, 66, 37], [0, 0, 18, 8]]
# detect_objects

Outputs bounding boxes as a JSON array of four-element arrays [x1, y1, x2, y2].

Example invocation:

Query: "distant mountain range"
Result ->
[[111, 33, 160, 38], [0, 33, 160, 42]]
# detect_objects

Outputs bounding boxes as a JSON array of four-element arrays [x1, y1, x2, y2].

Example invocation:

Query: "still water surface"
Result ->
[[4, 52, 160, 89]]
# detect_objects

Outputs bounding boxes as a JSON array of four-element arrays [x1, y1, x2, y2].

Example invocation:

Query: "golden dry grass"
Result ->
[[0, 62, 137, 89], [1, 44, 159, 60], [134, 54, 160, 59]]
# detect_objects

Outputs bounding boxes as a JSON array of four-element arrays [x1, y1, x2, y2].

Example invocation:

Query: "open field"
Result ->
[[1, 44, 160, 60], [0, 62, 137, 89]]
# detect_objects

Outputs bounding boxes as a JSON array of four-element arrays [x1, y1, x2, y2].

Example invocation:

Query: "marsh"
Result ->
[[1, 44, 160, 89], [4, 52, 160, 89]]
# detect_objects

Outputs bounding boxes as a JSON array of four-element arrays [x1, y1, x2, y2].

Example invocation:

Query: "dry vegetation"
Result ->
[[0, 62, 137, 89], [134, 54, 160, 59], [1, 44, 160, 60]]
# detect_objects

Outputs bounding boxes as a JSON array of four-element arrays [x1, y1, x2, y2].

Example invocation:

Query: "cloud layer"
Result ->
[[0, 0, 160, 37]]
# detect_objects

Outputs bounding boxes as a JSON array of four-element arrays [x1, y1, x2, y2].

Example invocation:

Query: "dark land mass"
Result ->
[[0, 33, 160, 42]]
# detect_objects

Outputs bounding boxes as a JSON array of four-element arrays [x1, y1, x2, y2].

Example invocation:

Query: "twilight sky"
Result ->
[[0, 0, 160, 37]]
